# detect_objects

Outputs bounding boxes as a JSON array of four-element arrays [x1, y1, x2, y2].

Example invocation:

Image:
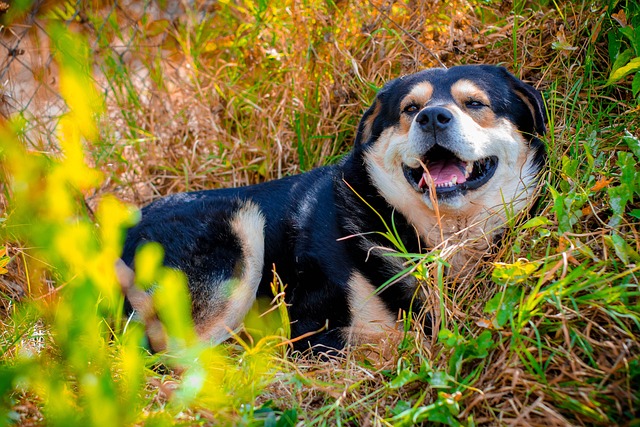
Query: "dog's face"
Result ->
[[355, 65, 546, 245]]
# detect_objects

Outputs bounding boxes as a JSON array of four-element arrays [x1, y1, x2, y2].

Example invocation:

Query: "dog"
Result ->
[[118, 65, 546, 354]]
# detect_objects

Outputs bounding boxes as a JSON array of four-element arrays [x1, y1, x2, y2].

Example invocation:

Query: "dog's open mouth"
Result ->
[[403, 145, 498, 197]]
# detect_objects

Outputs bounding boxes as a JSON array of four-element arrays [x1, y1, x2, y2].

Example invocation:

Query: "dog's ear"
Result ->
[[354, 82, 394, 145], [503, 69, 547, 137], [354, 98, 382, 146]]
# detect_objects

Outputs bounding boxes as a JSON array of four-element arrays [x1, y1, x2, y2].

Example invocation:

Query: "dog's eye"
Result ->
[[404, 104, 419, 114], [466, 100, 486, 108]]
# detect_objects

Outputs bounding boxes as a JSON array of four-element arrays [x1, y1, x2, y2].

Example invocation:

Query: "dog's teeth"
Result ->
[[437, 181, 455, 188], [418, 174, 427, 189], [451, 175, 458, 185], [465, 162, 473, 177]]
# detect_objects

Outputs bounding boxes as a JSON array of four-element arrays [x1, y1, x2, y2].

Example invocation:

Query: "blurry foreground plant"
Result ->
[[0, 24, 282, 426]]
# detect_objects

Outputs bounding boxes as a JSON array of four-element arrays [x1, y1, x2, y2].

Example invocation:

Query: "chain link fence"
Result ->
[[0, 1, 193, 148]]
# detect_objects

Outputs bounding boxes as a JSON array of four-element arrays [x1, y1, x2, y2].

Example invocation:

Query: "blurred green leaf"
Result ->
[[389, 368, 424, 389], [608, 233, 640, 265], [608, 57, 640, 85], [492, 260, 539, 285], [485, 286, 523, 328], [520, 216, 552, 229]]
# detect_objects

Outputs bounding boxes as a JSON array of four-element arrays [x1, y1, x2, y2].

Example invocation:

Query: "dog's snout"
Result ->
[[416, 107, 453, 131]]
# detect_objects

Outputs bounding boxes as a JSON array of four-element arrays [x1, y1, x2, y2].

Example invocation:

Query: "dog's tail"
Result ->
[[115, 259, 167, 352]]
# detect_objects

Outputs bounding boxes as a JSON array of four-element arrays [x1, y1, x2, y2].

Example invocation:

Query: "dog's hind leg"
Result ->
[[191, 201, 266, 342], [119, 200, 266, 349], [117, 258, 168, 351]]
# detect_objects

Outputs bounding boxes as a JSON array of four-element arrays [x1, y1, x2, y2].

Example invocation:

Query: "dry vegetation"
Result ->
[[1, 0, 639, 425]]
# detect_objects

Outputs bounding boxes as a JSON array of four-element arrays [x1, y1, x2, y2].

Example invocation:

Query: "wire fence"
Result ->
[[0, 0, 190, 149], [1, 2, 61, 146]]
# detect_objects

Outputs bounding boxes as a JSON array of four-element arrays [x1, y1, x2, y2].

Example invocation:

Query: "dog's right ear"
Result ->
[[354, 86, 388, 146], [354, 99, 381, 146]]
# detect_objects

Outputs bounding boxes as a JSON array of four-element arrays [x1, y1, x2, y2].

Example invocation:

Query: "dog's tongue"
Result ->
[[419, 160, 467, 188]]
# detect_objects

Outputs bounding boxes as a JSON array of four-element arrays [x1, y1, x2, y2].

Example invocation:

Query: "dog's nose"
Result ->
[[416, 107, 453, 131]]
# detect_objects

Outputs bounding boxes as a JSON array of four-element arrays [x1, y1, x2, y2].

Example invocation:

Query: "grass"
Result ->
[[0, 0, 639, 425]]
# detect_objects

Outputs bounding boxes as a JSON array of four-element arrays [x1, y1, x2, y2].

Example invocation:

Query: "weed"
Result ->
[[607, 0, 640, 96]]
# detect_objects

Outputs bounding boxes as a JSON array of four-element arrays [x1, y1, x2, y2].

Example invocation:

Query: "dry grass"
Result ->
[[1, 0, 639, 425]]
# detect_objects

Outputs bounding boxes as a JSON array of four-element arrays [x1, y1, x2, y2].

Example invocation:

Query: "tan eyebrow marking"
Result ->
[[451, 79, 491, 106], [400, 81, 434, 111], [451, 79, 498, 129]]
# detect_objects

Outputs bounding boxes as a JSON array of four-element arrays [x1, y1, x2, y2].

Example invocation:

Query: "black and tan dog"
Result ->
[[119, 65, 546, 353]]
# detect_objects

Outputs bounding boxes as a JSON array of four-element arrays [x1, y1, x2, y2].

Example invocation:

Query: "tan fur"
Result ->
[[342, 272, 400, 345], [399, 82, 435, 134]]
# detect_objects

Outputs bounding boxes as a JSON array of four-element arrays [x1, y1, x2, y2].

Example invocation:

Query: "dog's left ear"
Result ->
[[503, 69, 547, 137]]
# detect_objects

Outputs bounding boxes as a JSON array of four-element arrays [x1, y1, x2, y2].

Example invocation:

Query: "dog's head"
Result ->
[[355, 65, 547, 250]]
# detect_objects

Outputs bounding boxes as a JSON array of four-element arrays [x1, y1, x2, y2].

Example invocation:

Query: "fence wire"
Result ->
[[0, 0, 187, 149]]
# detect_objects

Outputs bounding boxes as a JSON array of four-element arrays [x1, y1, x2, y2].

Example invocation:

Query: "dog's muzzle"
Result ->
[[403, 107, 499, 199]]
